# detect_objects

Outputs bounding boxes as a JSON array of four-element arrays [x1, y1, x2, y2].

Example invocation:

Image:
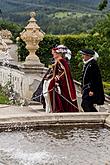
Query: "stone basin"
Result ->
[[0, 105, 110, 164]]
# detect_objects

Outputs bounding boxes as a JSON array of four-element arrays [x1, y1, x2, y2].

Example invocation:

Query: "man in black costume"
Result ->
[[79, 49, 105, 112]]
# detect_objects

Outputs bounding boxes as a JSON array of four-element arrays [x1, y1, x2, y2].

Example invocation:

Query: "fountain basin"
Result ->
[[0, 124, 110, 165], [0, 105, 110, 164], [0, 110, 110, 131]]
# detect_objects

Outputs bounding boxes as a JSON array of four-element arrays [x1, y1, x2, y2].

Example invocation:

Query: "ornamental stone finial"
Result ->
[[20, 11, 44, 65], [30, 11, 36, 18], [0, 29, 12, 39], [0, 29, 13, 45]]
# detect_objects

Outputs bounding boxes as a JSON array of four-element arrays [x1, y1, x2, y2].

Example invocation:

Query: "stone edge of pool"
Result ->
[[0, 112, 110, 130]]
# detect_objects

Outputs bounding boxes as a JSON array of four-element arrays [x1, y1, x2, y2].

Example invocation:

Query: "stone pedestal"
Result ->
[[18, 63, 47, 99]]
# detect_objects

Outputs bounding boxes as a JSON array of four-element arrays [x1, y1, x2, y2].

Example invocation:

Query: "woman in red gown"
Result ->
[[43, 45, 79, 113]]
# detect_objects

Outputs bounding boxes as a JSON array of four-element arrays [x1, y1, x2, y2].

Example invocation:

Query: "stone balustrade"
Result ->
[[0, 63, 47, 99]]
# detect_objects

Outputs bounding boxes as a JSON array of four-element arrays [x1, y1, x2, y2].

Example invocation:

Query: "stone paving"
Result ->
[[0, 90, 109, 119], [0, 89, 110, 130], [0, 104, 44, 116], [0, 103, 109, 126], [0, 102, 109, 118]]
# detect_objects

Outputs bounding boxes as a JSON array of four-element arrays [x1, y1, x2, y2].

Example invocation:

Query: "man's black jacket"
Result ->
[[81, 59, 105, 105]]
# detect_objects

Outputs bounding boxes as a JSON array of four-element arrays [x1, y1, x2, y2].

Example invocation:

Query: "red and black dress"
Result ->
[[48, 58, 79, 112]]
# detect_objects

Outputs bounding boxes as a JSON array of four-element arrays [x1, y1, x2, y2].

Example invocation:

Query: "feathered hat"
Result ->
[[52, 45, 72, 60]]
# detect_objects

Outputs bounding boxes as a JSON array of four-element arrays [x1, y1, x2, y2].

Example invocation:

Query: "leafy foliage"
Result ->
[[0, 85, 9, 104], [17, 38, 29, 61], [37, 35, 60, 67], [98, 0, 108, 10], [103, 81, 110, 95], [91, 14, 110, 81]]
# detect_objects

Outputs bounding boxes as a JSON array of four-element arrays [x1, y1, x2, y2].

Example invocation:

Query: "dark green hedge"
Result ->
[[37, 35, 60, 67], [17, 34, 110, 82]]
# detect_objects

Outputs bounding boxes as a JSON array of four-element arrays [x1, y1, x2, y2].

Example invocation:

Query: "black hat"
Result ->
[[79, 49, 95, 56]]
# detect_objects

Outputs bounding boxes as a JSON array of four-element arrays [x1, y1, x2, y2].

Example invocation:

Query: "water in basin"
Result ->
[[0, 126, 110, 165]]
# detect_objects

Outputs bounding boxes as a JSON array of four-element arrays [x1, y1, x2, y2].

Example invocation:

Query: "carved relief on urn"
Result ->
[[20, 12, 44, 65]]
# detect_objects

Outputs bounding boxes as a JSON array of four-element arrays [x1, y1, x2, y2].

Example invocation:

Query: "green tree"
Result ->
[[89, 14, 110, 81], [99, 0, 108, 10]]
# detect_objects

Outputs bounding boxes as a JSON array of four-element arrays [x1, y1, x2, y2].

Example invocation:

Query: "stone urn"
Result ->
[[20, 12, 44, 66]]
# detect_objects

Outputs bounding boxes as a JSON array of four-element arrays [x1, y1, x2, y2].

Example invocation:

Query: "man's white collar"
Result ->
[[83, 57, 94, 64]]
